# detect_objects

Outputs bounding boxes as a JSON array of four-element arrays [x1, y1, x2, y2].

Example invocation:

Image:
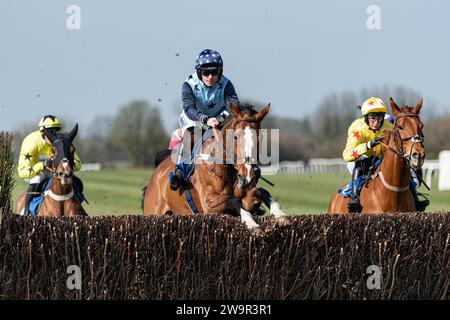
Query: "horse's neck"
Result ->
[[378, 135, 410, 187], [218, 119, 235, 155], [205, 122, 233, 159], [50, 177, 72, 195]]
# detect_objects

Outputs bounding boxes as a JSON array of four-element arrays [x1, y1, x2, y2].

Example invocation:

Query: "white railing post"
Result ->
[[438, 151, 450, 191]]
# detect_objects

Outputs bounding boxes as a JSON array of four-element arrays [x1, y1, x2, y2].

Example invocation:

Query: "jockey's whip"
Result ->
[[410, 166, 431, 191], [73, 183, 90, 205], [260, 176, 275, 187]]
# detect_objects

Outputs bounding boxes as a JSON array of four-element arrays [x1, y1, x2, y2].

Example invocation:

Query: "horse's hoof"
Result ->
[[250, 226, 264, 237], [275, 215, 291, 226]]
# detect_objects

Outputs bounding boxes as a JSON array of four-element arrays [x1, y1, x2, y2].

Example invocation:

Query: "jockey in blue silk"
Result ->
[[169, 49, 240, 191]]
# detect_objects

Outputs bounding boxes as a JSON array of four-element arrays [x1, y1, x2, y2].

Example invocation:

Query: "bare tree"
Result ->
[[106, 101, 168, 167]]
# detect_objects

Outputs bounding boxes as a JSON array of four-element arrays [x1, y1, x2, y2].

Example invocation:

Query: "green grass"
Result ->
[[11, 169, 450, 216], [12, 168, 152, 216]]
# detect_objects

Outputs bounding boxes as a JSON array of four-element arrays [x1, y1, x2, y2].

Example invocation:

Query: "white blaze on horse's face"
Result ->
[[243, 126, 255, 184], [59, 159, 73, 186], [244, 126, 254, 159]]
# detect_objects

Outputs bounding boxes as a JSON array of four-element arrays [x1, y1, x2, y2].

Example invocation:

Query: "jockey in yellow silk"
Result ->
[[17, 115, 82, 215], [342, 97, 428, 212], [343, 97, 392, 212]]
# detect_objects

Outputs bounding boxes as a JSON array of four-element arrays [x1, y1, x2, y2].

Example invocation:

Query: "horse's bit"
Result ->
[[388, 114, 424, 161]]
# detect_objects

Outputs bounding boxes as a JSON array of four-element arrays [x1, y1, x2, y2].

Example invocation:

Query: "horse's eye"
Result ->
[[397, 125, 403, 130]]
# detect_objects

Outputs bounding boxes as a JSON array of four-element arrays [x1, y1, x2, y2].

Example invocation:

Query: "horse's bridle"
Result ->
[[375, 113, 429, 191], [386, 114, 424, 160], [235, 118, 259, 125], [49, 140, 75, 179], [204, 117, 262, 190], [232, 117, 263, 189], [45, 153, 75, 202]]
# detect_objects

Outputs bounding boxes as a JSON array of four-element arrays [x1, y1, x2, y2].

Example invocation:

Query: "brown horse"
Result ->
[[230, 104, 290, 224], [15, 125, 86, 217], [328, 97, 425, 214], [143, 103, 289, 232]]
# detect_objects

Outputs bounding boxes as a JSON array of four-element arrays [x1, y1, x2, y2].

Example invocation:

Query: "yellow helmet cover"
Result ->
[[38, 115, 62, 132], [361, 97, 387, 116]]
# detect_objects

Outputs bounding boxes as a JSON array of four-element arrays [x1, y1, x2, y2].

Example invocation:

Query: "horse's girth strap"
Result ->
[[44, 189, 74, 201], [183, 188, 198, 214], [371, 171, 410, 192]]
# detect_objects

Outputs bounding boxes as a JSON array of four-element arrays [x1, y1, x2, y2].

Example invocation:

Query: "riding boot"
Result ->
[[253, 165, 261, 184], [411, 188, 430, 212], [170, 165, 184, 191], [347, 167, 362, 213], [24, 183, 39, 215], [169, 141, 185, 191]]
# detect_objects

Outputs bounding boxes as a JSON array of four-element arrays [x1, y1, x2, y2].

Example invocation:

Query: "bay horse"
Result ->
[[328, 97, 425, 214], [230, 104, 290, 225], [15, 125, 86, 217], [143, 103, 289, 233]]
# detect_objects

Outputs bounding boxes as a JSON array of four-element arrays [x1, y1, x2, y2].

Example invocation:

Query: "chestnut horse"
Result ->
[[328, 97, 425, 214], [143, 103, 289, 233], [16, 125, 86, 217]]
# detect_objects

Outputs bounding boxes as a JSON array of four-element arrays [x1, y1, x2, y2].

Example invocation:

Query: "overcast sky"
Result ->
[[1, 0, 449, 134]]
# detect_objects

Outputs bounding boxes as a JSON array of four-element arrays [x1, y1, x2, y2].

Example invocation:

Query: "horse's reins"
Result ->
[[210, 118, 275, 189], [45, 147, 77, 202], [374, 113, 430, 191]]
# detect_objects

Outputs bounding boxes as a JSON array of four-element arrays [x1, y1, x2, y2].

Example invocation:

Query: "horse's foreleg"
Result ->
[[240, 188, 262, 214], [327, 191, 348, 214], [206, 195, 262, 233], [229, 197, 263, 234], [256, 188, 290, 225], [64, 201, 87, 216], [15, 194, 26, 215]]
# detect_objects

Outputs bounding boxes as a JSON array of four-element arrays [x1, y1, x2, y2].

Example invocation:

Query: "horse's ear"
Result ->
[[413, 98, 423, 114], [389, 97, 401, 115], [43, 128, 57, 143], [228, 101, 240, 118], [255, 103, 270, 122], [67, 124, 78, 142]]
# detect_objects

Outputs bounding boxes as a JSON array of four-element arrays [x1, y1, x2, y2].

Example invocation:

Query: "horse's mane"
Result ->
[[220, 103, 258, 131], [239, 103, 258, 116], [54, 133, 65, 140], [400, 106, 420, 115]]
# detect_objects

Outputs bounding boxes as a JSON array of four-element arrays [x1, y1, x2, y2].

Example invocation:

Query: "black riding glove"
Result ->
[[43, 158, 52, 169], [367, 136, 382, 149]]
